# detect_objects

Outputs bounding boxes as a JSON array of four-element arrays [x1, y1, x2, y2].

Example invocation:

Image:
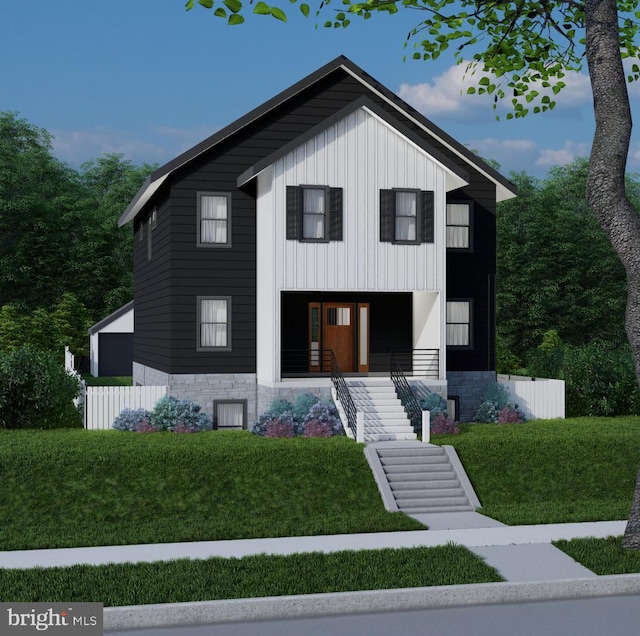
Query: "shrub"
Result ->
[[292, 393, 320, 422], [302, 421, 333, 437], [430, 412, 459, 435], [263, 418, 297, 438], [302, 399, 344, 436], [419, 392, 448, 417], [147, 396, 212, 432], [0, 346, 82, 429], [135, 420, 158, 433], [474, 382, 526, 424], [267, 398, 294, 417], [496, 406, 526, 424], [173, 421, 198, 434], [112, 407, 149, 432]]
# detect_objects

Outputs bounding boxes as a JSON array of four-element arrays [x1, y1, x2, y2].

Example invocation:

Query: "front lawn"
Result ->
[[432, 417, 640, 525], [0, 430, 423, 551], [0, 546, 503, 605], [554, 536, 640, 575]]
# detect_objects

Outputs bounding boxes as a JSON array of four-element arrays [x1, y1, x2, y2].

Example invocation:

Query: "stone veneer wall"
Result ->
[[447, 370, 496, 422], [133, 362, 258, 426]]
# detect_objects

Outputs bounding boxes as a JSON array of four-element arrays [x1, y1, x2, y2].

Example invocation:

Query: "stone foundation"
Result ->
[[447, 370, 496, 422]]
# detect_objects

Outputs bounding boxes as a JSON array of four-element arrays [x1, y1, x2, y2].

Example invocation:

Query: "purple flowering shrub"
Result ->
[[302, 421, 333, 438], [253, 396, 344, 438], [135, 419, 158, 433], [430, 412, 459, 435], [497, 406, 526, 424], [112, 407, 150, 432]]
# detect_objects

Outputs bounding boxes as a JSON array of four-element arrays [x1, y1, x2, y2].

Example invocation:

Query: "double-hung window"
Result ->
[[446, 300, 472, 347], [286, 185, 343, 241], [446, 202, 471, 249], [380, 189, 434, 244], [302, 187, 327, 240], [198, 297, 231, 350], [198, 192, 231, 246]]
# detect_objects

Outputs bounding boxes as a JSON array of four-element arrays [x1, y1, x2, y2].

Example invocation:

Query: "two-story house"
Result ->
[[119, 56, 517, 430]]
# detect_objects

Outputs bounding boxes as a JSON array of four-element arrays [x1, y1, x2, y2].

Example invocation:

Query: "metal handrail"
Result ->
[[329, 351, 358, 439], [390, 352, 424, 434]]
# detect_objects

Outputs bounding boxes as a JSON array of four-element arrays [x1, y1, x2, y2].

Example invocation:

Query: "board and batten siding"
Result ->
[[256, 106, 450, 384]]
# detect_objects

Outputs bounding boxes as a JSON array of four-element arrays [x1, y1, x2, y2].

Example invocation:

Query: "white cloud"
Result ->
[[50, 124, 217, 167], [399, 62, 592, 122], [468, 137, 590, 175]]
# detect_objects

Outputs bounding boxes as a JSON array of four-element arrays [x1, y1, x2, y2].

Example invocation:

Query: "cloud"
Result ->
[[399, 62, 592, 122], [50, 124, 216, 167], [469, 137, 590, 175]]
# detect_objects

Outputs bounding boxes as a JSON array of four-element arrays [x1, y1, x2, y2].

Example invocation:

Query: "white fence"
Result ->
[[84, 385, 168, 430], [497, 375, 565, 420]]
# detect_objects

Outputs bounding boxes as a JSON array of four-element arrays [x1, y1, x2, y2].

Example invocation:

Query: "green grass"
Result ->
[[81, 375, 132, 386], [0, 546, 503, 606], [554, 536, 640, 575], [431, 417, 640, 525], [0, 430, 424, 551]]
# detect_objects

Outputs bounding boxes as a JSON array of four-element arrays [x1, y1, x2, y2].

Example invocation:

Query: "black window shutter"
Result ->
[[380, 189, 394, 242], [420, 190, 435, 243], [329, 188, 343, 241], [286, 186, 301, 240]]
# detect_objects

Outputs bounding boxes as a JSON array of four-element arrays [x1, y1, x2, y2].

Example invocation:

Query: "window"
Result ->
[[198, 192, 231, 246], [147, 209, 156, 260], [286, 186, 343, 241], [380, 189, 434, 244], [446, 202, 471, 249], [198, 297, 231, 350], [214, 400, 246, 430], [446, 300, 471, 347], [302, 187, 327, 240]]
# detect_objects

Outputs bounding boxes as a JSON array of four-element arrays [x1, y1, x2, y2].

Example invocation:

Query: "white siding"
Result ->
[[256, 106, 452, 384]]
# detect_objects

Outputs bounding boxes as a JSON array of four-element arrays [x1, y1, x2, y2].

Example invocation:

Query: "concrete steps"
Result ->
[[376, 445, 475, 514], [347, 379, 416, 442]]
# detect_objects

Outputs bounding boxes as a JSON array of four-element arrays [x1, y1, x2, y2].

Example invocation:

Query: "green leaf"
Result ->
[[214, 6, 227, 17], [185, 0, 195, 10], [479, 76, 490, 86], [271, 6, 287, 20], [300, 3, 310, 17], [224, 0, 242, 12], [228, 13, 245, 24], [198, 0, 214, 7], [467, 86, 476, 94], [253, 1, 272, 14]]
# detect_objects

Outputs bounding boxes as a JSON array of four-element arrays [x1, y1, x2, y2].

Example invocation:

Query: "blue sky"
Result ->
[[3, 1, 638, 178]]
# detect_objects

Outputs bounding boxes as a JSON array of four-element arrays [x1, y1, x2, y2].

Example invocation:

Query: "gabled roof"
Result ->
[[237, 95, 469, 191], [119, 56, 516, 227], [88, 300, 134, 336]]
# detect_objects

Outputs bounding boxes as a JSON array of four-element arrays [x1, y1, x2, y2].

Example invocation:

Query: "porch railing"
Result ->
[[281, 348, 439, 378], [329, 351, 358, 439], [390, 352, 424, 435]]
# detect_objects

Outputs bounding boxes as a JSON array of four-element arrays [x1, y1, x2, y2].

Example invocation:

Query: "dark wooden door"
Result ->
[[323, 303, 355, 372]]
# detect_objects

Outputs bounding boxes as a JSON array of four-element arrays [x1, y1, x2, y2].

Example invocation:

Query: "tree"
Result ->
[[185, 0, 640, 545]]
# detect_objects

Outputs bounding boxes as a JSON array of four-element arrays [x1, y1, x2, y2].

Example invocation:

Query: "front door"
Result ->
[[307, 302, 369, 373], [324, 303, 355, 372]]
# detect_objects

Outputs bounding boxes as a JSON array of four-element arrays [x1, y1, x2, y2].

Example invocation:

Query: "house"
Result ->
[[118, 56, 517, 429], [88, 301, 134, 377]]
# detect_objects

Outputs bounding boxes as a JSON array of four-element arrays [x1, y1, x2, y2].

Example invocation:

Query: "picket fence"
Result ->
[[84, 385, 168, 430], [497, 375, 565, 420]]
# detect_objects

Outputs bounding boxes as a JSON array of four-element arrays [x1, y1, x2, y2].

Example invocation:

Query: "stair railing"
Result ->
[[329, 351, 359, 439], [390, 352, 424, 435]]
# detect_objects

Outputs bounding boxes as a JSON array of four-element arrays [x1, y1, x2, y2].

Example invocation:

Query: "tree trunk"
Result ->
[[585, 0, 640, 548]]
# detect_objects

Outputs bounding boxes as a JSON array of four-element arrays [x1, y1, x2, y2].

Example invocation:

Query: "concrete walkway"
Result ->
[[0, 518, 626, 583]]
